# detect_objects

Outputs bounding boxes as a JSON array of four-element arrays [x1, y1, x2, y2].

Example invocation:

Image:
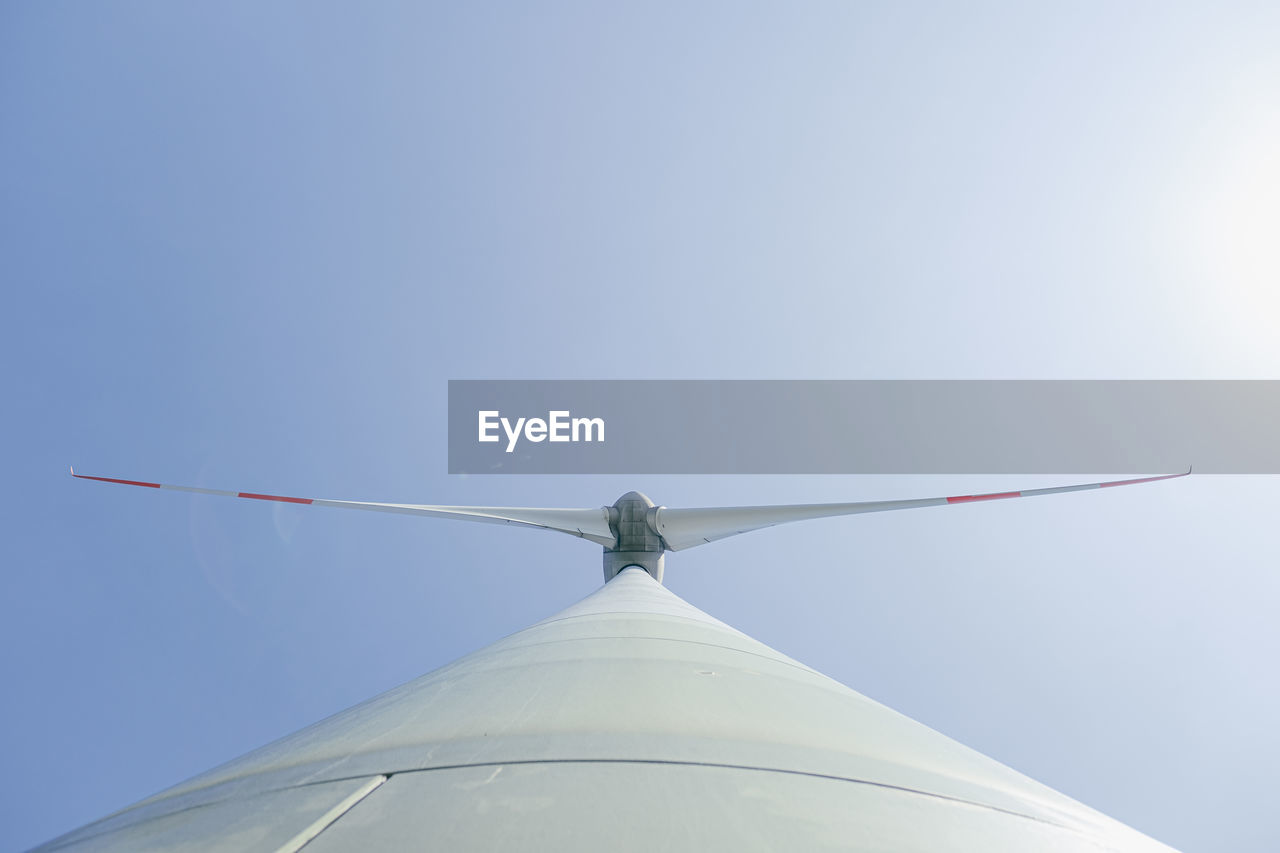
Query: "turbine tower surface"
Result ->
[[35, 569, 1178, 852]]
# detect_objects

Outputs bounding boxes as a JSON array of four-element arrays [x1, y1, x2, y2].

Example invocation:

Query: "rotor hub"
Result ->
[[603, 491, 666, 583]]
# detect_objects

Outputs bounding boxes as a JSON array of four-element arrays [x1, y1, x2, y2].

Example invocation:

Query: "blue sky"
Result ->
[[3, 3, 1279, 851]]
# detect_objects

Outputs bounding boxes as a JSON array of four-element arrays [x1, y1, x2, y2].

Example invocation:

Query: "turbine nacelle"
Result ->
[[604, 491, 666, 583]]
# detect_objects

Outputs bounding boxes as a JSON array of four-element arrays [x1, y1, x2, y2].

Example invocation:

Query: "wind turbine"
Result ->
[[41, 469, 1190, 852]]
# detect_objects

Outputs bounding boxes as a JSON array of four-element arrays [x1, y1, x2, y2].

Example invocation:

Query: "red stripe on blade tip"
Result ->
[[237, 492, 313, 504], [73, 474, 161, 488], [947, 491, 1022, 503]]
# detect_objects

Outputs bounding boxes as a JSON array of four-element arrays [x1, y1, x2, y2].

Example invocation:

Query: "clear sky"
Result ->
[[2, 3, 1278, 851]]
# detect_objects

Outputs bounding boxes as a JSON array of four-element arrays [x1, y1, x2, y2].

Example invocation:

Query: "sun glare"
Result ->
[[1192, 110, 1280, 302]]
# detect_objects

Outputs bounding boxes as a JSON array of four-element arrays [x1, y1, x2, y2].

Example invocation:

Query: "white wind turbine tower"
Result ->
[[42, 468, 1190, 853]]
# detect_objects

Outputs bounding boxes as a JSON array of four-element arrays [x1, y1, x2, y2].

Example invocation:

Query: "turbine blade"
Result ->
[[653, 470, 1190, 551], [70, 470, 616, 548]]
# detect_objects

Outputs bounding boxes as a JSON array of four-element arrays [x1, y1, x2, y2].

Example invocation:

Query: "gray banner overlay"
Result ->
[[448, 381, 1280, 474]]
